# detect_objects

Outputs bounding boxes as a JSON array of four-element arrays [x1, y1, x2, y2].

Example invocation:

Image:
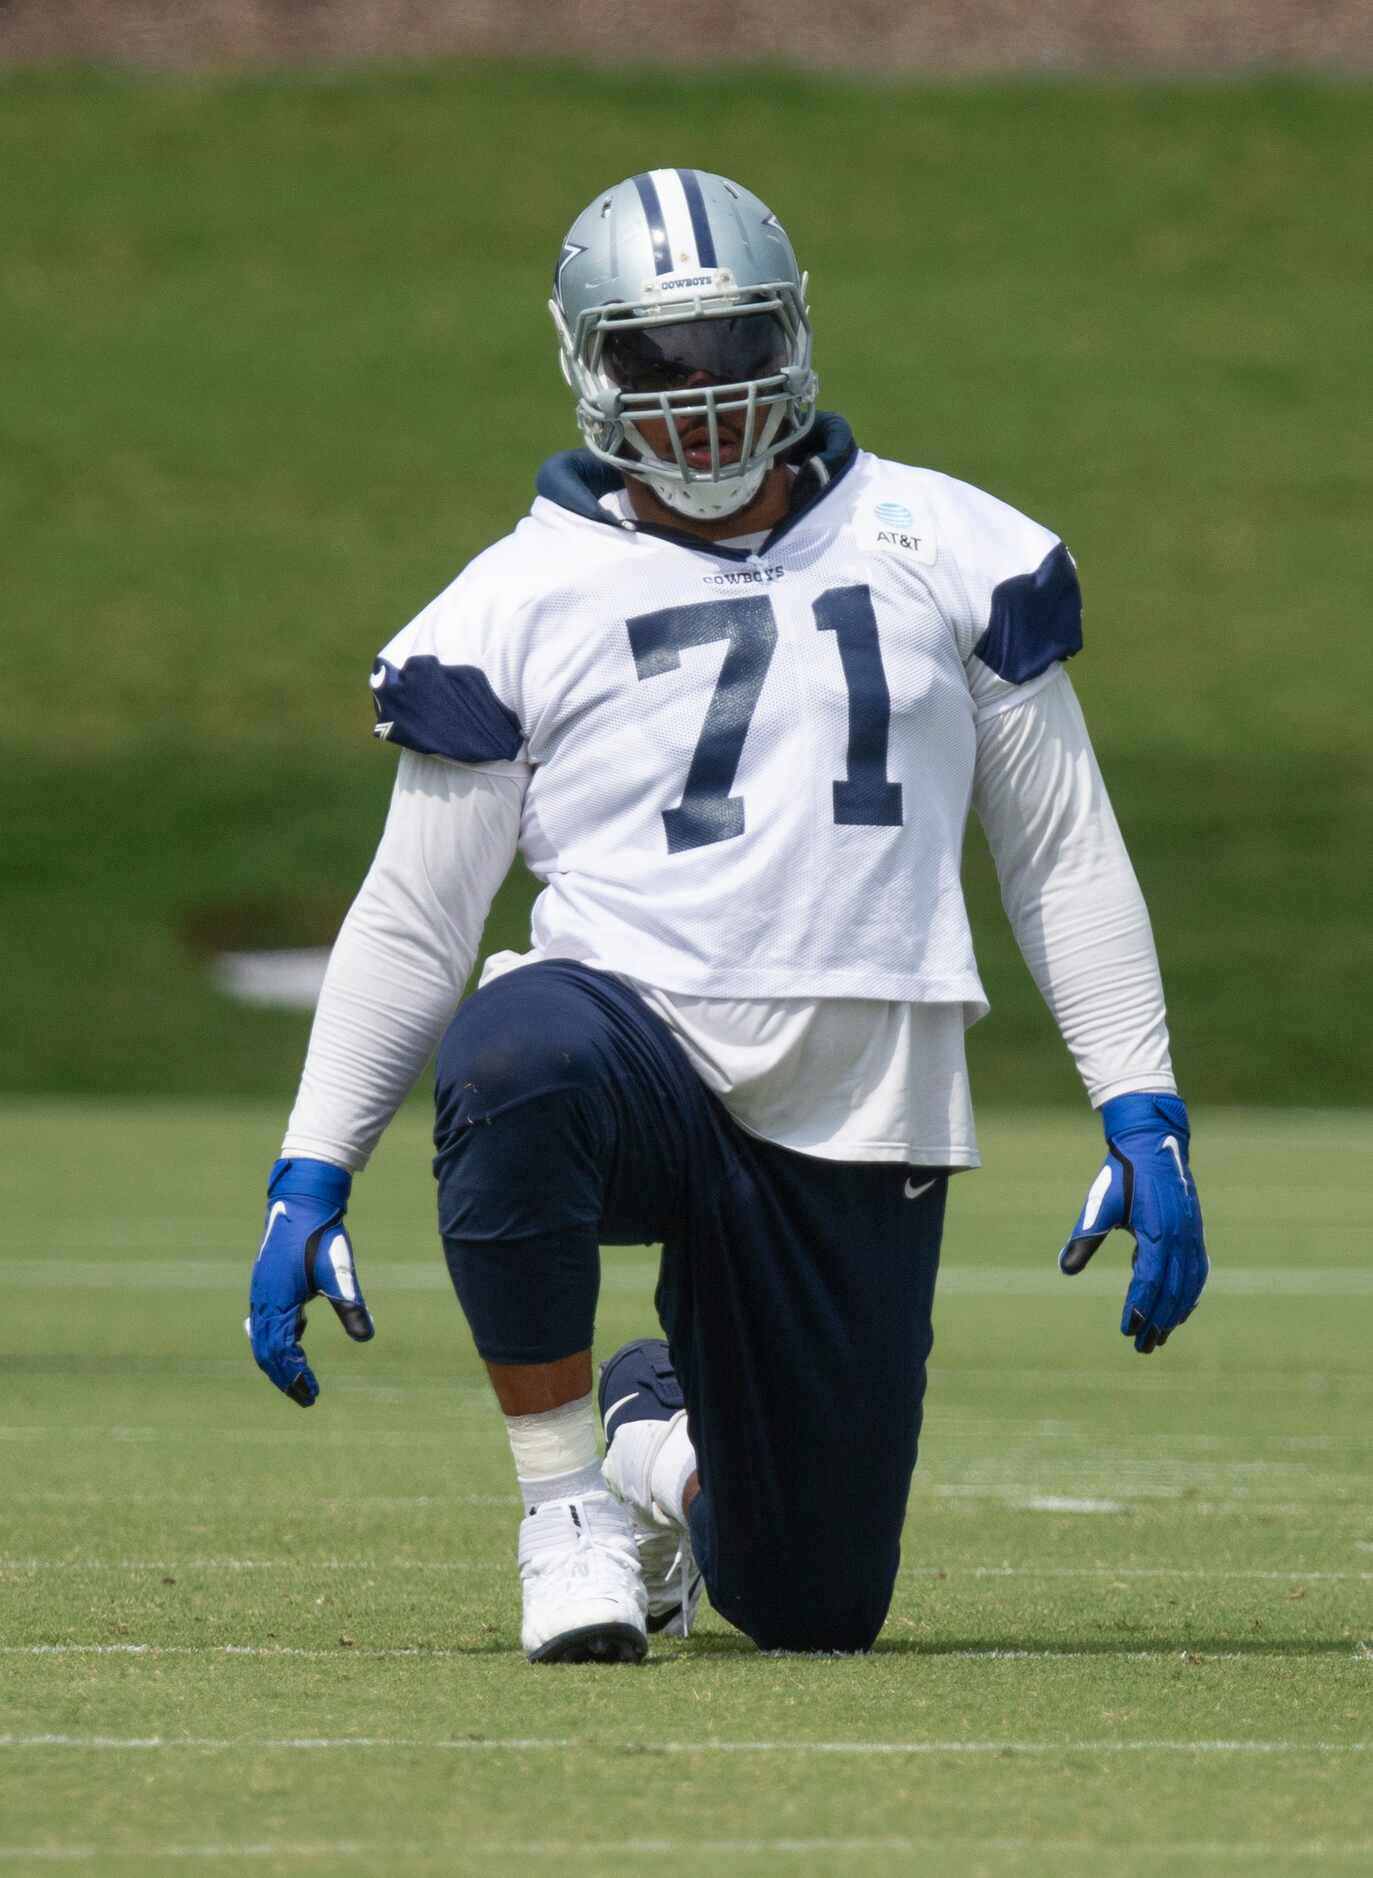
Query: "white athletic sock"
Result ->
[[503, 1391, 605, 1512], [650, 1414, 698, 1527]]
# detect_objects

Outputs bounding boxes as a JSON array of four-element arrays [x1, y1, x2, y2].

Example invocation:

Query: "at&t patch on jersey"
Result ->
[[853, 499, 938, 564]]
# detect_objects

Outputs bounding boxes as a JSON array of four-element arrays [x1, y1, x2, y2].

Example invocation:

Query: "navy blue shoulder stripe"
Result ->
[[973, 542, 1084, 685], [370, 656, 523, 764], [676, 169, 718, 268], [632, 173, 673, 275]]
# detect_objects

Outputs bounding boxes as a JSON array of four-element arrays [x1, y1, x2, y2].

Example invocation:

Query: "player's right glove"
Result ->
[[247, 1156, 374, 1407], [1059, 1092, 1208, 1355]]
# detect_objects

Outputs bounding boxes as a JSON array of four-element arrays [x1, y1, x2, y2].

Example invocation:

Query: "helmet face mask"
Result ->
[[550, 171, 818, 521]]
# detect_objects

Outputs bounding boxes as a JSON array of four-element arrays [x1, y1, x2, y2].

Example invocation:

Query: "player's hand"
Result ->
[[247, 1157, 374, 1406], [1058, 1093, 1207, 1354]]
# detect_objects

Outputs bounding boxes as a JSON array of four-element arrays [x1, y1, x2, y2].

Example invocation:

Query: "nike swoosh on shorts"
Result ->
[[602, 1392, 639, 1433]]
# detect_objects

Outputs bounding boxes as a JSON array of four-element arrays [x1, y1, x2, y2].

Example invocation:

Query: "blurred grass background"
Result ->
[[3, 66, 1369, 1102]]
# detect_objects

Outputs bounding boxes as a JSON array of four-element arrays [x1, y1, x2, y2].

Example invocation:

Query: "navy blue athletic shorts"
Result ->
[[433, 960, 946, 1652]]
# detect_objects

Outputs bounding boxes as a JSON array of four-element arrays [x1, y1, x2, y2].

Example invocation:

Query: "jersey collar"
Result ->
[[534, 412, 860, 563]]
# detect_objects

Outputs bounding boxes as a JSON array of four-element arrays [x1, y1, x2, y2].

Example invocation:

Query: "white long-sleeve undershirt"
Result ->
[[282, 667, 1174, 1173], [281, 754, 525, 1170], [972, 669, 1175, 1112]]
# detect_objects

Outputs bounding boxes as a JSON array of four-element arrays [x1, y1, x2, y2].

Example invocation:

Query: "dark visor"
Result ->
[[602, 313, 789, 394]]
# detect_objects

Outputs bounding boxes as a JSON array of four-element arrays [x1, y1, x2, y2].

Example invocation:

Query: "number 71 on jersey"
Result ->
[[627, 584, 904, 854]]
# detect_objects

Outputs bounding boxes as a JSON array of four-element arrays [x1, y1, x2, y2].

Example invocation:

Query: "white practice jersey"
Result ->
[[370, 415, 1086, 1011], [284, 415, 1176, 1173]]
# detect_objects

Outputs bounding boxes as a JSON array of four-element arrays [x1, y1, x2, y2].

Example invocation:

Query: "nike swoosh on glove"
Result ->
[[1059, 1093, 1208, 1355], [247, 1157, 374, 1406]]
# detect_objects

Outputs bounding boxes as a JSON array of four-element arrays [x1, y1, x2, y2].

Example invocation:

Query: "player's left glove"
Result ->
[[247, 1157, 374, 1407], [1059, 1093, 1208, 1355]]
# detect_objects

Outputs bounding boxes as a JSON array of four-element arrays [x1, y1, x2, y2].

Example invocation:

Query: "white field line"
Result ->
[[11, 1357, 1373, 1399], [0, 1428, 490, 1448], [926, 1486, 1370, 1519], [12, 1491, 518, 1511], [10, 1642, 1363, 1663], [932, 1467, 1368, 1500], [7, 1491, 519, 1507], [945, 1366, 1373, 1394], [931, 1424, 1373, 1454], [942, 1268, 1373, 1298], [0, 1557, 488, 1572], [6, 1427, 1370, 1487], [0, 1735, 1367, 1757], [2, 1837, 1373, 1863], [898, 1565, 1373, 1583], [4, 1558, 1369, 1582], [7, 1259, 1373, 1296], [1017, 1495, 1125, 1513], [8, 1487, 1367, 1523], [11, 1189, 1368, 1236]]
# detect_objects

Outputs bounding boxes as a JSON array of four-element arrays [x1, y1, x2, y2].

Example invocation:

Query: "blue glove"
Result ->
[[1059, 1093, 1208, 1354], [247, 1157, 374, 1406]]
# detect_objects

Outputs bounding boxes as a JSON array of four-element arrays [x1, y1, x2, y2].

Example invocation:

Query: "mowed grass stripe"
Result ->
[[9, 1260, 1373, 1294], [3, 1559, 1370, 1580], [6, 1430, 1371, 1484], [8, 1423, 1370, 1451], [3, 1837, 1372, 1863], [11, 1369, 1373, 1395], [5, 1642, 1366, 1662], [10, 1488, 1368, 1516], [3, 1735, 1369, 1755]]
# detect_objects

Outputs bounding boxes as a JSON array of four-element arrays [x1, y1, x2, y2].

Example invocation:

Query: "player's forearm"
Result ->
[[973, 669, 1177, 1106], [281, 751, 525, 1170], [280, 908, 461, 1171]]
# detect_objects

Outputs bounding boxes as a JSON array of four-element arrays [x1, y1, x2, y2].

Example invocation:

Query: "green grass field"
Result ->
[[4, 1102, 1369, 1875], [3, 68, 1372, 1101], [3, 61, 1369, 1876]]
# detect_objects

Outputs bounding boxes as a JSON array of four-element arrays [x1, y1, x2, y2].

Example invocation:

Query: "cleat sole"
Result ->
[[527, 1622, 648, 1666]]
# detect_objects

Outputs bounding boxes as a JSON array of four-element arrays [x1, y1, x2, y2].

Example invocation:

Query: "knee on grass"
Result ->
[[706, 1546, 897, 1656], [734, 1600, 890, 1656]]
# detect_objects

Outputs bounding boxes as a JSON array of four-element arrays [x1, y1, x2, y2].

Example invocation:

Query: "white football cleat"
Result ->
[[599, 1338, 704, 1638], [517, 1490, 648, 1664]]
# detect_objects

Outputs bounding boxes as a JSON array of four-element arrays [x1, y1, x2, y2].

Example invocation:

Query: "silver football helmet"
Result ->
[[550, 170, 817, 521]]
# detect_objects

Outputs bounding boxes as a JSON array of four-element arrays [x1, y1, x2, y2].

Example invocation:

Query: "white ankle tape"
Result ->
[[503, 1391, 599, 1481], [518, 1457, 605, 1512]]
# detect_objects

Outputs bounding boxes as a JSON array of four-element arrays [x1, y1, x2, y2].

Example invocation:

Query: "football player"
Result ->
[[248, 169, 1207, 1663]]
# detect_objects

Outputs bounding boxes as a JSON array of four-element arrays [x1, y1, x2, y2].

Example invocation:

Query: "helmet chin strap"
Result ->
[[636, 458, 770, 523]]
